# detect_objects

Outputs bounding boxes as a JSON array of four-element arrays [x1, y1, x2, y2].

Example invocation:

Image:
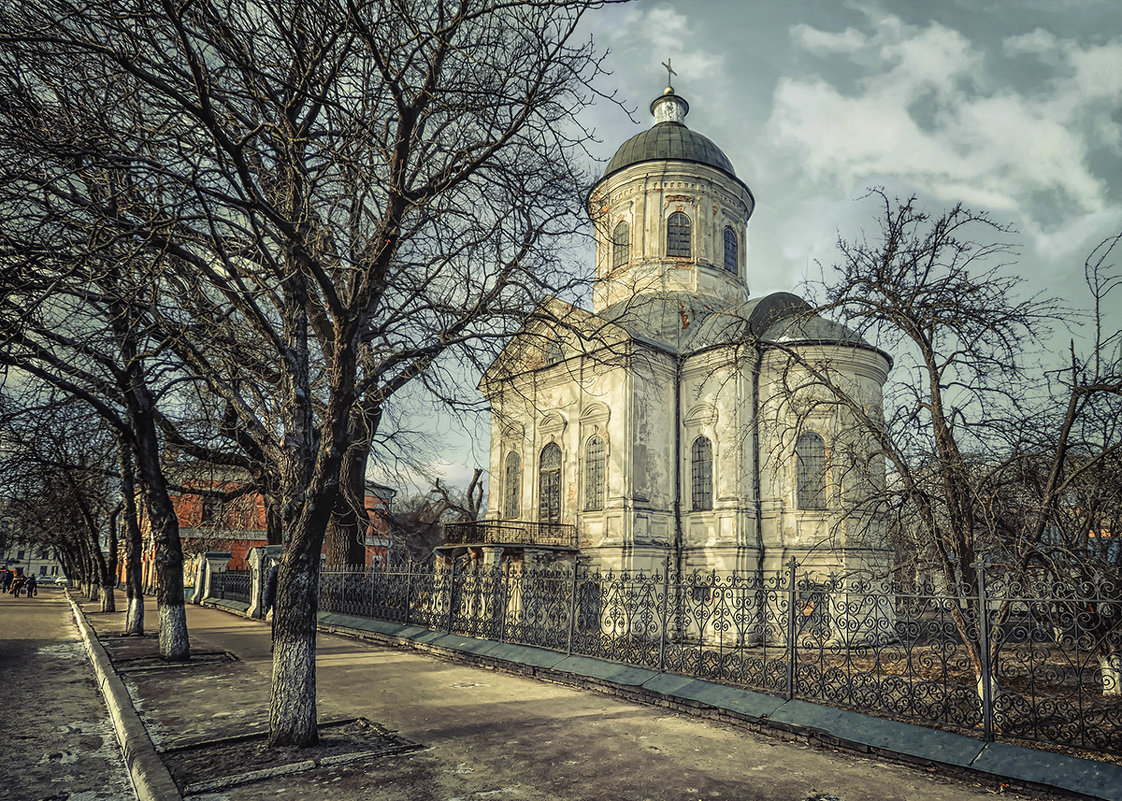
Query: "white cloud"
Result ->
[[766, 15, 1121, 227], [791, 23, 867, 55]]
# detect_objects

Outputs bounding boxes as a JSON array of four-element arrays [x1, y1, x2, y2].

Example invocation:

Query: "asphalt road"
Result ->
[[0, 588, 134, 801]]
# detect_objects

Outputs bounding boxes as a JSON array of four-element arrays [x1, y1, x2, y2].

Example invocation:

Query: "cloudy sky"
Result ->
[[397, 0, 1122, 494]]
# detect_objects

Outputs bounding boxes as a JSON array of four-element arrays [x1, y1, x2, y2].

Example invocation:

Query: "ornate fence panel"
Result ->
[[317, 560, 1122, 758], [213, 569, 252, 605], [986, 577, 1122, 754]]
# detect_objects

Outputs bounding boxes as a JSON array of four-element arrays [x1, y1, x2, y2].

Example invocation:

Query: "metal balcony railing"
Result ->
[[442, 520, 578, 550]]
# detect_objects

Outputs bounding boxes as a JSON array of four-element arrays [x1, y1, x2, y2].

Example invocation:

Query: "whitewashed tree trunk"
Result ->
[[125, 596, 144, 636], [268, 551, 321, 747]]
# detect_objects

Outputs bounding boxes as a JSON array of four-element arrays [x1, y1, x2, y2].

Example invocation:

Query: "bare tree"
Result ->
[[0, 396, 119, 607], [766, 190, 1122, 707], [0, 0, 618, 747]]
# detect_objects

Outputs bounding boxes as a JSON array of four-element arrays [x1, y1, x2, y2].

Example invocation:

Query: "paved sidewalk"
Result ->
[[75, 596, 1077, 801], [0, 588, 134, 800]]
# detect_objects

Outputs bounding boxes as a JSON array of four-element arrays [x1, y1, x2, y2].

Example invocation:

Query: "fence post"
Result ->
[[566, 560, 579, 655], [404, 560, 413, 626], [445, 559, 456, 633], [493, 563, 506, 643], [658, 555, 671, 672], [976, 559, 995, 742], [785, 556, 798, 702]]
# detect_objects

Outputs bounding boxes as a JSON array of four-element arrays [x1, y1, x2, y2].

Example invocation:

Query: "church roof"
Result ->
[[598, 291, 882, 358], [603, 121, 737, 181]]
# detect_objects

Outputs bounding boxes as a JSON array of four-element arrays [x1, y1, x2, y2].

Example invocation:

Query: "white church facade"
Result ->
[[444, 82, 893, 583]]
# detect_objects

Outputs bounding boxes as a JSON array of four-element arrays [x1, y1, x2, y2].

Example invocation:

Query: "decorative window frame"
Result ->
[[538, 441, 563, 524], [690, 435, 714, 511], [612, 219, 630, 269], [503, 450, 522, 519], [579, 402, 610, 514], [667, 211, 692, 258], [795, 430, 829, 511], [723, 226, 738, 274]]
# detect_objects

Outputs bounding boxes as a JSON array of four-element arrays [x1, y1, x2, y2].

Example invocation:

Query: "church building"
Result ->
[[444, 79, 893, 583]]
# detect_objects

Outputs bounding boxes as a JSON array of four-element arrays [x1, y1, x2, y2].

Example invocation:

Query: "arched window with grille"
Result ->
[[796, 431, 827, 510], [503, 451, 521, 519], [612, 221, 630, 269], [723, 227, 738, 274], [539, 443, 562, 523], [690, 436, 713, 511], [584, 435, 606, 511], [667, 211, 691, 258]]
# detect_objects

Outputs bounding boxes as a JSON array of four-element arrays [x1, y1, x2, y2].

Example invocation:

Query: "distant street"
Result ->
[[0, 588, 133, 801]]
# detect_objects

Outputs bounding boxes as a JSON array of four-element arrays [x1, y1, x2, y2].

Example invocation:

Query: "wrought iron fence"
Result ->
[[212, 568, 252, 605], [318, 560, 1121, 757]]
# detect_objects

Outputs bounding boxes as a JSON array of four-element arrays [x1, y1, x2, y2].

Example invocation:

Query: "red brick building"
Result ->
[[124, 471, 396, 589]]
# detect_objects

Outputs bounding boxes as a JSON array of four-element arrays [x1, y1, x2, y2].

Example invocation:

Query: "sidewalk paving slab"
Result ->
[[551, 653, 661, 686], [768, 698, 985, 768], [972, 742, 1122, 801]]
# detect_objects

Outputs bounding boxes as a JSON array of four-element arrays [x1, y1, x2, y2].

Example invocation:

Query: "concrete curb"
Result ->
[[67, 593, 183, 801]]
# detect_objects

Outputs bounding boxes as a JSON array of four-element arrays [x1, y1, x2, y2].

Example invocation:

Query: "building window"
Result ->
[[690, 436, 713, 511], [667, 211, 691, 258], [200, 494, 222, 526], [503, 451, 521, 519], [796, 432, 827, 510], [723, 227, 738, 274], [16, 550, 24, 561], [544, 340, 564, 367], [39, 565, 47, 575], [612, 221, 630, 269], [584, 435, 606, 511], [539, 443, 562, 524]]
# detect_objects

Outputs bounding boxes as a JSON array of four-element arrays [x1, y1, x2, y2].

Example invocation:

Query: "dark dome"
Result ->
[[603, 122, 736, 180]]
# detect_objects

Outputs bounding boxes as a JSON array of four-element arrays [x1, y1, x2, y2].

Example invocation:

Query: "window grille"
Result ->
[[667, 212, 691, 258], [503, 451, 521, 519], [796, 431, 827, 510], [691, 436, 713, 511], [544, 341, 564, 366], [539, 443, 562, 523], [585, 435, 606, 511], [723, 227, 738, 273], [612, 221, 630, 268]]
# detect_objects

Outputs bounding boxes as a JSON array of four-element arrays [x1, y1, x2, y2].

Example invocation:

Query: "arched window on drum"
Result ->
[[612, 221, 630, 269], [667, 211, 691, 258], [723, 227, 738, 274]]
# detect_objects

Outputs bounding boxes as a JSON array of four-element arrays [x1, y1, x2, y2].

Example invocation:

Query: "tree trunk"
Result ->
[[120, 446, 145, 635], [268, 544, 322, 747], [324, 411, 377, 568], [101, 509, 118, 613]]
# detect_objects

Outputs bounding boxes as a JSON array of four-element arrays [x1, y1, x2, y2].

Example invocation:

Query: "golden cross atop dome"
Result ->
[[661, 58, 676, 90]]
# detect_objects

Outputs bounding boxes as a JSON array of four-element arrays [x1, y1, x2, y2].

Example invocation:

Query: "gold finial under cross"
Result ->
[[662, 58, 676, 89]]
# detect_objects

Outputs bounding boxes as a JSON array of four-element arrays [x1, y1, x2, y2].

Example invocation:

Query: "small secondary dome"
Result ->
[[602, 87, 736, 180]]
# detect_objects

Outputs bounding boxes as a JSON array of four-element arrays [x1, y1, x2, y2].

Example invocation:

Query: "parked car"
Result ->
[[36, 575, 62, 586]]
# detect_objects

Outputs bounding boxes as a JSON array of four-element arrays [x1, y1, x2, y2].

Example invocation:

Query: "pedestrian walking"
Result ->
[[10, 574, 25, 598], [0, 568, 11, 594], [25, 575, 37, 598], [262, 562, 279, 649]]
